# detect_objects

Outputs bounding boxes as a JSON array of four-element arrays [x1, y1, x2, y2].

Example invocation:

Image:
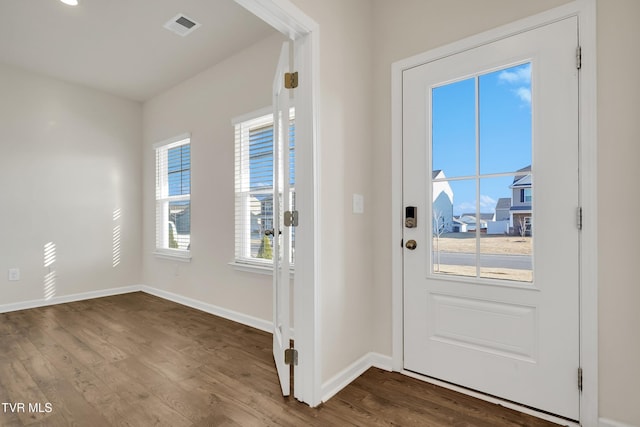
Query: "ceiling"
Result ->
[[0, 0, 277, 102]]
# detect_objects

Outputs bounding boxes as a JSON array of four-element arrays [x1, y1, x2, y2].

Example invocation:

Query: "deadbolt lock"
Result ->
[[405, 206, 417, 228], [405, 239, 417, 250]]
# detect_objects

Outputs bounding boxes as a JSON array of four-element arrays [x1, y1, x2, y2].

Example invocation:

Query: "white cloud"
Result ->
[[455, 196, 497, 215], [514, 87, 531, 104], [498, 64, 531, 85], [498, 64, 532, 106], [456, 202, 475, 213], [480, 195, 497, 209]]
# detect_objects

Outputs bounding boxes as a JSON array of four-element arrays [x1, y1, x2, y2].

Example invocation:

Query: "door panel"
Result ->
[[429, 293, 537, 361], [403, 18, 579, 419]]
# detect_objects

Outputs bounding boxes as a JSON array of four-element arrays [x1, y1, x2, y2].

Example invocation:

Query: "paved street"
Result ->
[[434, 251, 532, 270]]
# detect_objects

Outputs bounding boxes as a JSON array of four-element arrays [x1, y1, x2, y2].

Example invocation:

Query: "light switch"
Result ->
[[352, 194, 364, 214], [8, 268, 20, 281]]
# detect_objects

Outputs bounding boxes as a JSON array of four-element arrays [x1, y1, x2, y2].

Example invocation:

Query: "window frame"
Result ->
[[232, 107, 295, 272], [153, 133, 192, 261]]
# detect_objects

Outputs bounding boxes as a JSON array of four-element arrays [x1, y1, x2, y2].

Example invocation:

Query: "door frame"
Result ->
[[391, 1, 598, 425], [234, 0, 322, 407]]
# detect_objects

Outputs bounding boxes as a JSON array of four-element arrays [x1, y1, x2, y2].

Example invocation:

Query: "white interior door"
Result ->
[[403, 18, 580, 419], [272, 41, 293, 396]]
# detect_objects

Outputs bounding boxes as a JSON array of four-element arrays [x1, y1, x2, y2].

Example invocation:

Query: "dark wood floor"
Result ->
[[0, 292, 560, 426]]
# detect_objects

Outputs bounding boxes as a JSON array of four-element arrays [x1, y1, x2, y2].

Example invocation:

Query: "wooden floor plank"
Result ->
[[48, 308, 129, 364], [0, 292, 562, 426]]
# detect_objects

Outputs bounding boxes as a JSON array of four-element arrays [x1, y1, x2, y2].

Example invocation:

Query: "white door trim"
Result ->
[[391, 1, 598, 425], [234, 0, 322, 407]]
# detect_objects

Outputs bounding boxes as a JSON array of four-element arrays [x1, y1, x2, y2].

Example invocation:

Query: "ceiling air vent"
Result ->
[[163, 14, 201, 37]]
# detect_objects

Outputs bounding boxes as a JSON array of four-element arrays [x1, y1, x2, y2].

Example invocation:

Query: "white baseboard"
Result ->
[[321, 352, 393, 402], [0, 285, 142, 314], [140, 285, 272, 333], [600, 418, 638, 427], [370, 352, 393, 371], [0, 283, 275, 335]]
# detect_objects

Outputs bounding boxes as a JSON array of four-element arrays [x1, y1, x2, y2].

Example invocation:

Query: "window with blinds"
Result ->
[[154, 134, 191, 258], [234, 109, 295, 267]]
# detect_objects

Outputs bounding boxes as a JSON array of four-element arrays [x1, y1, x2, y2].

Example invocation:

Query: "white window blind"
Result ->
[[234, 109, 295, 267], [155, 135, 191, 258]]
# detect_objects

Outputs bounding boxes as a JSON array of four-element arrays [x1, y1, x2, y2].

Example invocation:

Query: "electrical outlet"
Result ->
[[8, 268, 20, 281]]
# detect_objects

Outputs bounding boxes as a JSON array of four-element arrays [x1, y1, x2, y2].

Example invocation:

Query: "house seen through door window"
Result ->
[[234, 108, 295, 267]]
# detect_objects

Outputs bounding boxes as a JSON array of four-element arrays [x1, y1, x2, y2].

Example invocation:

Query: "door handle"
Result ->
[[405, 239, 417, 250], [265, 229, 282, 236]]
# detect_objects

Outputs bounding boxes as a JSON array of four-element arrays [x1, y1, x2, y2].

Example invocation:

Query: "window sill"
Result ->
[[228, 261, 294, 277], [153, 250, 192, 263]]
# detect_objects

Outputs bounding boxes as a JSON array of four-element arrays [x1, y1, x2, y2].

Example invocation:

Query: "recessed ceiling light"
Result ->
[[60, 0, 78, 6]]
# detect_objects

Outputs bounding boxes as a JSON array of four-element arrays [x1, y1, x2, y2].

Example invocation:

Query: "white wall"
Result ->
[[0, 63, 142, 307], [289, 0, 375, 385], [597, 0, 640, 424], [142, 32, 285, 324]]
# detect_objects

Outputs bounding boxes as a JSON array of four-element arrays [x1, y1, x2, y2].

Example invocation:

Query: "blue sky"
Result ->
[[432, 63, 532, 215]]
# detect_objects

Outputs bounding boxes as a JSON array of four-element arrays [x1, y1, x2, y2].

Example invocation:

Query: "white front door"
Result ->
[[403, 18, 580, 419], [272, 41, 294, 396]]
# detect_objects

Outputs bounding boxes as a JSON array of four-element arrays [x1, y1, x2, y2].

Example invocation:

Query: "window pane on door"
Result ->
[[432, 78, 476, 178], [432, 179, 476, 278], [479, 63, 532, 175], [479, 176, 533, 282]]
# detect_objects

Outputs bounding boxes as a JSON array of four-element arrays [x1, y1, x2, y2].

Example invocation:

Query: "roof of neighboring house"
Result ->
[[457, 213, 494, 221], [512, 174, 532, 187], [510, 165, 532, 188], [432, 170, 454, 204], [453, 216, 473, 224], [512, 165, 531, 183], [496, 197, 512, 210]]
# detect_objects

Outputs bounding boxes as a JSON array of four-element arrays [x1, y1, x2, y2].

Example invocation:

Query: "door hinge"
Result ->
[[285, 348, 298, 366], [284, 210, 299, 227], [578, 367, 583, 391], [577, 207, 583, 230], [576, 46, 582, 70], [284, 72, 299, 89]]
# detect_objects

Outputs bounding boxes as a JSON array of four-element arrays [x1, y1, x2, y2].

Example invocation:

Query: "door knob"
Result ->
[[405, 239, 417, 250]]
